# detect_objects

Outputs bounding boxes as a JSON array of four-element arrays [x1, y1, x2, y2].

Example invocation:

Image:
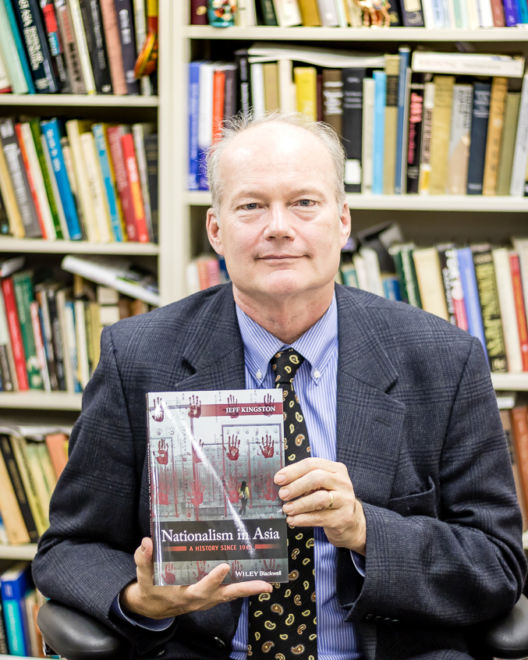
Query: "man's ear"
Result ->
[[339, 202, 351, 247], [206, 208, 224, 255]]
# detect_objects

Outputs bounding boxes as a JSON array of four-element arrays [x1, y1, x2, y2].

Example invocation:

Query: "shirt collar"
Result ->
[[235, 296, 338, 385]]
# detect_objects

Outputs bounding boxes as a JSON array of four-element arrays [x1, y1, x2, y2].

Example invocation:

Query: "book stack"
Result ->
[[0, 117, 158, 243], [191, 0, 528, 29], [0, 561, 47, 656], [0, 422, 70, 546], [0, 256, 156, 394], [188, 46, 528, 198], [0, 0, 156, 95]]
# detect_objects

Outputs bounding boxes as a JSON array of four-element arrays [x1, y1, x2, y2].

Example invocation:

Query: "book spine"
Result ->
[[482, 76, 507, 196], [79, 0, 113, 93], [93, 124, 124, 241], [1, 277, 29, 391], [321, 67, 343, 138], [132, 124, 154, 241], [11, 0, 60, 92], [457, 246, 488, 358], [0, 436, 37, 540], [187, 61, 201, 192], [0, 132, 25, 238], [67, 0, 96, 93], [383, 54, 399, 195], [510, 252, 528, 370], [143, 132, 158, 243], [34, 287, 59, 390], [400, 0, 425, 25], [53, 0, 85, 93], [342, 67, 365, 194], [394, 47, 411, 194], [418, 80, 435, 195], [99, 0, 127, 94], [436, 244, 457, 325], [10, 435, 49, 535], [446, 83, 472, 195], [190, 0, 207, 24], [106, 124, 136, 240], [503, 0, 520, 24], [510, 74, 528, 196], [13, 272, 44, 390], [30, 300, 51, 391], [256, 0, 278, 24], [472, 246, 508, 373], [46, 286, 66, 390], [121, 130, 149, 242], [361, 76, 375, 194], [40, 0, 69, 91], [212, 68, 226, 142], [0, 0, 35, 92], [406, 73, 425, 194], [0, 450, 30, 544], [372, 70, 386, 195], [114, 0, 139, 94], [489, 0, 506, 24], [429, 74, 455, 195], [235, 49, 252, 119], [512, 406, 528, 525], [466, 80, 491, 195]]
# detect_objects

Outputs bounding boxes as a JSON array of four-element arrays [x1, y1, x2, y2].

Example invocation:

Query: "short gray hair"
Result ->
[[206, 112, 346, 212]]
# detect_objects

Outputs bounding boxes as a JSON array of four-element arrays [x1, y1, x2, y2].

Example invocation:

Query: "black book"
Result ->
[[144, 132, 158, 244], [114, 0, 139, 95], [398, 0, 425, 26], [79, 0, 113, 93], [235, 49, 252, 118], [406, 72, 428, 194], [342, 67, 366, 194], [46, 284, 67, 391], [11, 0, 61, 92], [39, 0, 70, 91], [255, 0, 278, 25], [466, 80, 491, 195]]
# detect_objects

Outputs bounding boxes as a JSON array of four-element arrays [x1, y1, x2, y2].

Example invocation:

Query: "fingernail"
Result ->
[[275, 473, 285, 484], [279, 488, 289, 499]]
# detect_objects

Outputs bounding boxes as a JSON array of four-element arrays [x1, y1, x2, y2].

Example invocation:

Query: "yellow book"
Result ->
[[80, 131, 113, 243], [483, 76, 507, 196], [383, 54, 400, 195], [263, 62, 280, 113], [10, 434, 49, 536], [65, 119, 96, 241], [412, 247, 449, 321], [297, 0, 321, 25], [418, 80, 435, 195], [497, 91, 521, 196], [294, 66, 318, 120], [0, 448, 30, 544], [0, 141, 25, 238], [429, 75, 455, 195]]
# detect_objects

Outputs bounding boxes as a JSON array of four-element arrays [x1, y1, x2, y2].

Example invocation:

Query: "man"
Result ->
[[33, 114, 526, 659]]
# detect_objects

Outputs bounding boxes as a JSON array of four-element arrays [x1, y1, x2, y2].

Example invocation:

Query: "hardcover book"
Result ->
[[147, 389, 288, 586]]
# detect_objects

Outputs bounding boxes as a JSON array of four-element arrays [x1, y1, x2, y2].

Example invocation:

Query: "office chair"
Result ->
[[37, 593, 528, 660]]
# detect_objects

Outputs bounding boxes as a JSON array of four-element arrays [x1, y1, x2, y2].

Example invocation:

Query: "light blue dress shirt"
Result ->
[[230, 296, 363, 660]]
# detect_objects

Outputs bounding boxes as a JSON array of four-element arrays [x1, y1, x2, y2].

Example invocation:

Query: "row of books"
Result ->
[[0, 256, 156, 394], [0, 562, 46, 656], [192, 0, 528, 29], [0, 117, 158, 243], [0, 423, 69, 545], [0, 0, 155, 95], [188, 45, 528, 197]]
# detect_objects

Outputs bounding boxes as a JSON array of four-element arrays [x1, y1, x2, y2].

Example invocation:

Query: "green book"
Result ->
[[12, 270, 43, 390]]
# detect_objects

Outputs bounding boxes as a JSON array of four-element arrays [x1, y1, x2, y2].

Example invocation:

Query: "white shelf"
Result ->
[[0, 392, 81, 411], [185, 190, 528, 212], [0, 544, 37, 561], [491, 373, 528, 391], [0, 94, 158, 109], [185, 25, 528, 42], [0, 238, 159, 255]]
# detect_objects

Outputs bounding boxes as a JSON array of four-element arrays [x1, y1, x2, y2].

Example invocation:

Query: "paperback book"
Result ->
[[147, 389, 288, 586]]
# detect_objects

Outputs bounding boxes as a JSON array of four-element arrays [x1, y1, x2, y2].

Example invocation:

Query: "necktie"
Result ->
[[248, 348, 317, 659]]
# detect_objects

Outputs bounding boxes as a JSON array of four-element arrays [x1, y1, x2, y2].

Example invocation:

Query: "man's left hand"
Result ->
[[274, 457, 366, 555]]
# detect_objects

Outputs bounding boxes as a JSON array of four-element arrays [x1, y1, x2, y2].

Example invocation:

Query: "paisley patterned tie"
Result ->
[[248, 348, 317, 659]]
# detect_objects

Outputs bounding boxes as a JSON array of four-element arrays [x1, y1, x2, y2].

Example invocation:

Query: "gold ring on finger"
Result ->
[[328, 491, 334, 509]]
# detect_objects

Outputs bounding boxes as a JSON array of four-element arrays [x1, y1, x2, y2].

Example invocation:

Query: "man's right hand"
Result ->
[[120, 537, 273, 620]]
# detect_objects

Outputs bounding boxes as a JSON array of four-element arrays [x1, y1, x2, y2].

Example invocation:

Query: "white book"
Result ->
[[65, 119, 97, 240], [411, 52, 525, 78], [418, 81, 435, 195], [492, 247, 523, 373], [476, 0, 494, 27], [40, 134, 70, 240], [248, 43, 385, 70], [80, 132, 112, 243], [466, 0, 481, 28], [446, 84, 473, 195], [68, 0, 96, 94], [132, 123, 153, 240], [74, 299, 90, 389], [361, 76, 375, 194], [0, 49, 10, 91], [512, 237, 528, 318], [19, 123, 56, 240], [344, 0, 363, 25], [250, 62, 266, 120], [278, 58, 296, 113], [421, 0, 438, 27], [236, 0, 258, 26], [272, 0, 302, 26], [317, 0, 339, 25], [446, 0, 456, 27], [29, 300, 51, 393], [198, 61, 215, 163], [510, 74, 528, 197], [360, 246, 384, 297], [61, 254, 160, 306], [333, 0, 348, 27], [353, 253, 369, 291]]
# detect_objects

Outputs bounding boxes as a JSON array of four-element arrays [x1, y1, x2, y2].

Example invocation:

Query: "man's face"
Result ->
[[206, 122, 351, 311]]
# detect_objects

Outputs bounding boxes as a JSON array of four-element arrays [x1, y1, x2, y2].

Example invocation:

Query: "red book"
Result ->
[[510, 252, 528, 371], [106, 125, 137, 241], [489, 0, 506, 26], [1, 277, 28, 391], [511, 406, 528, 521], [120, 131, 149, 243], [212, 69, 226, 144], [45, 431, 69, 480], [14, 123, 48, 238], [190, 0, 208, 24]]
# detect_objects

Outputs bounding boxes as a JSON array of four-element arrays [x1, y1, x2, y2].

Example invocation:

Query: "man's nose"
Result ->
[[265, 204, 294, 237]]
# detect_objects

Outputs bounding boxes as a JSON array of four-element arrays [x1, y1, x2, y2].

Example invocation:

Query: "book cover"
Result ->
[[446, 83, 472, 195], [482, 76, 508, 196], [79, 0, 113, 93], [0, 562, 32, 656], [53, 0, 86, 93], [456, 246, 488, 359], [147, 389, 288, 585], [342, 67, 366, 193], [372, 70, 386, 195], [429, 75, 455, 195], [1, 276, 29, 391], [466, 80, 491, 195], [114, 0, 139, 95]]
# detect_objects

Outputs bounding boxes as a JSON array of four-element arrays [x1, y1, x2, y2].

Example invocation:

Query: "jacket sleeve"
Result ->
[[342, 337, 527, 627]]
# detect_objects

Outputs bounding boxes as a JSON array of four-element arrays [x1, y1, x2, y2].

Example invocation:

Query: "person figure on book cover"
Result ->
[[238, 480, 249, 516], [33, 113, 526, 659]]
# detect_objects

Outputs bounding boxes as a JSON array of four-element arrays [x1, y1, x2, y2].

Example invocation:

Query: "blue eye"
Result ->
[[242, 202, 259, 210], [297, 199, 315, 207]]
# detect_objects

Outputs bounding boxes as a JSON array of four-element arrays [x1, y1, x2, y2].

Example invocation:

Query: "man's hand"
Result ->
[[121, 537, 273, 620], [275, 457, 366, 555]]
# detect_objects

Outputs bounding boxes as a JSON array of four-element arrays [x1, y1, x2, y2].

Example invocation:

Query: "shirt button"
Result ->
[[313, 369, 321, 379], [256, 370, 262, 380]]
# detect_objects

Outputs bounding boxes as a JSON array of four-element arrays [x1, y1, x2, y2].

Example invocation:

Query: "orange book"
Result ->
[[501, 408, 527, 530], [99, 0, 127, 94], [212, 69, 226, 144], [120, 130, 149, 243], [510, 252, 528, 371], [0, 449, 31, 544], [45, 432, 69, 480], [14, 123, 48, 238], [511, 406, 528, 522]]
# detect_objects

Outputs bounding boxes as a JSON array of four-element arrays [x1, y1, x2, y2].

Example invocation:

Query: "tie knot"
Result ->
[[271, 348, 304, 385]]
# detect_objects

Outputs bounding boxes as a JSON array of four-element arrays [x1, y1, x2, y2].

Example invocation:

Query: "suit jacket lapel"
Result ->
[[335, 286, 406, 508]]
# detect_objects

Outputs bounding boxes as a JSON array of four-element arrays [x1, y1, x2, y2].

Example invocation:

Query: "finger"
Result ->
[[278, 469, 336, 502], [283, 488, 335, 516], [134, 537, 155, 586], [275, 457, 337, 485], [221, 580, 274, 599]]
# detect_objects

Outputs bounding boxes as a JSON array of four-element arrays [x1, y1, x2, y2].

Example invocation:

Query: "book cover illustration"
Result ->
[[147, 389, 288, 585]]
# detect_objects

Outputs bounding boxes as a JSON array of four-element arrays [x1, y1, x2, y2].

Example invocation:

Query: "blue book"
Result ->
[[0, 0, 34, 93], [466, 81, 491, 195], [517, 0, 528, 22], [382, 275, 402, 301], [394, 47, 411, 194], [0, 562, 31, 656], [40, 119, 83, 241], [188, 61, 201, 191], [456, 247, 488, 360], [503, 0, 520, 24], [372, 70, 386, 195], [92, 124, 124, 242]]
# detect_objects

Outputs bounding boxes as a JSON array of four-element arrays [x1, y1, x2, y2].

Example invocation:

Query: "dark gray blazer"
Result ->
[[33, 284, 527, 659]]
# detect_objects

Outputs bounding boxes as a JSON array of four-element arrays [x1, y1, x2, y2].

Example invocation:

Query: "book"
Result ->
[[406, 72, 427, 194], [361, 76, 375, 195], [412, 246, 449, 320], [510, 74, 528, 197], [61, 254, 159, 305], [400, 0, 425, 25], [294, 66, 317, 120], [65, 119, 97, 240], [12, 270, 44, 390], [79, 0, 113, 93], [322, 68, 343, 138], [493, 246, 523, 373], [147, 389, 288, 585], [429, 75, 455, 195], [0, 448, 30, 544], [68, 0, 96, 94], [383, 54, 400, 196], [0, 0, 32, 93], [456, 246, 488, 359], [417, 79, 435, 195], [511, 406, 528, 528], [500, 408, 527, 530], [411, 51, 525, 79], [99, 0, 127, 94], [482, 76, 508, 196], [106, 123, 136, 239], [394, 46, 411, 195], [446, 83, 472, 195], [273, 0, 302, 25], [120, 128, 150, 242], [342, 67, 366, 193], [92, 123, 124, 242], [0, 133, 24, 238], [466, 80, 491, 195], [0, 562, 32, 656], [114, 0, 139, 95], [79, 130, 113, 242], [40, 0, 69, 92], [53, 0, 85, 93], [497, 91, 521, 196], [509, 251, 528, 371], [45, 431, 69, 479], [1, 276, 29, 391], [372, 70, 386, 195]]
